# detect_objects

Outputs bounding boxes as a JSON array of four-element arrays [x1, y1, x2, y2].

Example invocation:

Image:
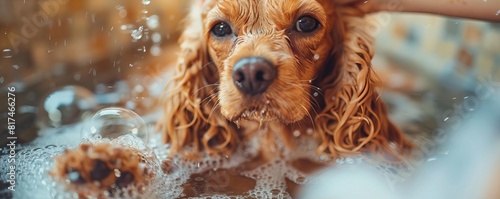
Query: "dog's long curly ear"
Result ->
[[316, 7, 413, 161], [157, 1, 238, 158]]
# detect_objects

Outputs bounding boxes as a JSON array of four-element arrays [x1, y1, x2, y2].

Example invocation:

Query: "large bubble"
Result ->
[[82, 107, 149, 143], [38, 85, 97, 128]]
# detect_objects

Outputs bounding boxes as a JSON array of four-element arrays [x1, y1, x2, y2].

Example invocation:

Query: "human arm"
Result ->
[[335, 0, 500, 22]]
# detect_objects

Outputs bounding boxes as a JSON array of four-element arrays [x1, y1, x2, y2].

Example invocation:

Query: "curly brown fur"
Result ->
[[157, 0, 413, 161]]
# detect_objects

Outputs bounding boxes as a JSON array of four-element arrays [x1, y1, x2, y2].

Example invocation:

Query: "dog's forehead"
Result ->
[[205, 0, 329, 30], [206, 0, 326, 14]]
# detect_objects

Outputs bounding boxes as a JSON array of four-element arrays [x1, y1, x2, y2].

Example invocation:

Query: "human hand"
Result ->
[[333, 0, 500, 21], [331, 0, 383, 13]]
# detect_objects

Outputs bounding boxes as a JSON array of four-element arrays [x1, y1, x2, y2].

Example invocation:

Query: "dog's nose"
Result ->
[[232, 57, 276, 95]]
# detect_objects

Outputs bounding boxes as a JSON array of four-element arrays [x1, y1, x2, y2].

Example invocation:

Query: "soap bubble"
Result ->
[[38, 86, 97, 128], [83, 107, 149, 143]]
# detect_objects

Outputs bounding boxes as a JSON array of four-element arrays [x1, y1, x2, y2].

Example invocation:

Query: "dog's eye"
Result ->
[[211, 21, 233, 37], [295, 16, 319, 33]]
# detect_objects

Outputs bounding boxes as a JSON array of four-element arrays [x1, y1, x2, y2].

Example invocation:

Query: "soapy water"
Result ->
[[1, 77, 429, 199], [2, 95, 499, 198], [0, 105, 427, 199]]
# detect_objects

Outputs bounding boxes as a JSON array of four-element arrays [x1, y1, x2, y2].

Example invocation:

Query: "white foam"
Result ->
[[1, 112, 430, 198]]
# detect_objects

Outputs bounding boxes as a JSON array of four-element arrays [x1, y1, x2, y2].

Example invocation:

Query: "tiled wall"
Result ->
[[374, 13, 500, 92]]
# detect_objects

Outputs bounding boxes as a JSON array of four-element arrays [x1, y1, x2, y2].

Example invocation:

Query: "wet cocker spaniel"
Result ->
[[157, 0, 413, 161]]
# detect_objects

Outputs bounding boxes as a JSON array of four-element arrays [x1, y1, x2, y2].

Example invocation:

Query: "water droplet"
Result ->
[[82, 107, 149, 143], [313, 54, 319, 60], [293, 130, 301, 137], [331, 96, 335, 100], [125, 100, 136, 110], [131, 26, 144, 40], [12, 65, 19, 69], [151, 32, 161, 43], [496, 10, 500, 16], [141, 0, 151, 5], [444, 117, 449, 122], [2, 49, 13, 58], [119, 9, 127, 18], [306, 128, 313, 135], [0, 77, 4, 83], [147, 15, 159, 30], [74, 73, 81, 81], [150, 45, 161, 56], [121, 24, 133, 30], [114, 169, 121, 177], [137, 47, 146, 52], [313, 92, 319, 97], [134, 85, 144, 93], [39, 86, 97, 128]]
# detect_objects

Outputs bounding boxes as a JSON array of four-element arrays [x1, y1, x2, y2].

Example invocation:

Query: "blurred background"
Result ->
[[0, 0, 499, 198], [0, 0, 188, 144]]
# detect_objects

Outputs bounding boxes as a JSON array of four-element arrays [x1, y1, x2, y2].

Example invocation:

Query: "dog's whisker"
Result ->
[[286, 82, 322, 93], [296, 84, 323, 107], [207, 98, 221, 120], [306, 97, 320, 119], [299, 104, 315, 131], [310, 73, 319, 82], [287, 83, 322, 109], [191, 83, 219, 98], [295, 74, 319, 83], [296, 90, 320, 119], [201, 61, 215, 69], [201, 92, 219, 105], [294, 83, 322, 93]]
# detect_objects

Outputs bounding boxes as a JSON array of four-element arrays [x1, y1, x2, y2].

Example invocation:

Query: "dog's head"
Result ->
[[201, 0, 339, 123], [159, 0, 413, 160]]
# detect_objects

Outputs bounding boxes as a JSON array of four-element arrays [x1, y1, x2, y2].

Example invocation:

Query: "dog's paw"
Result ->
[[50, 143, 154, 198]]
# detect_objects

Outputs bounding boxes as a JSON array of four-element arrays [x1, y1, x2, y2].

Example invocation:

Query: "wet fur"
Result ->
[[157, 0, 413, 160]]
